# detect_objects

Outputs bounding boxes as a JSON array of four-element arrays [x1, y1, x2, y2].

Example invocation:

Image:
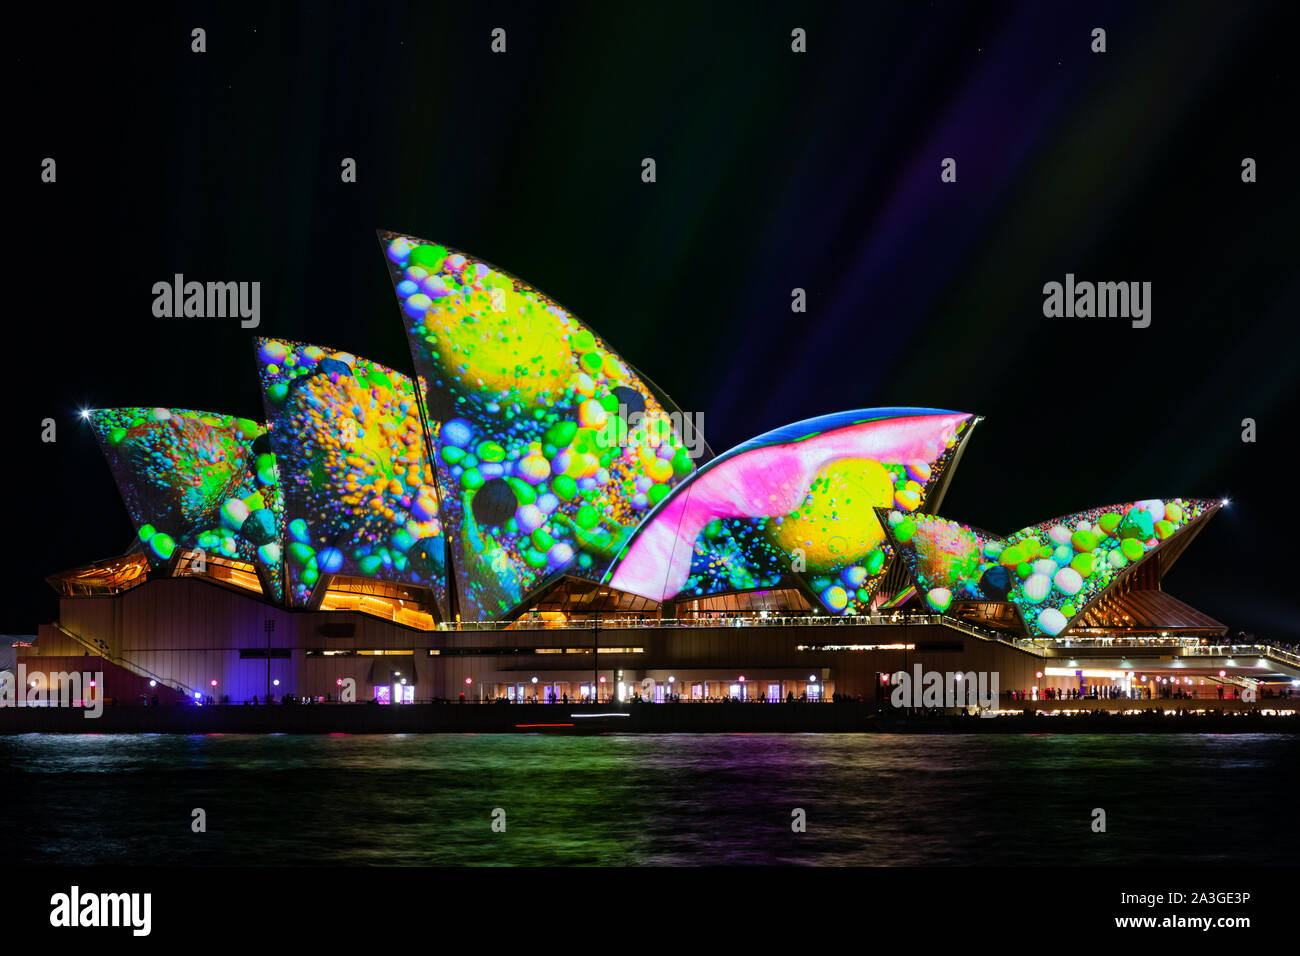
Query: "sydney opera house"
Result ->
[[28, 232, 1300, 706]]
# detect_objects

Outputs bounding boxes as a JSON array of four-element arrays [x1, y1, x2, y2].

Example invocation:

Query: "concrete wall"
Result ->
[[9, 654, 186, 706], [46, 577, 1048, 702]]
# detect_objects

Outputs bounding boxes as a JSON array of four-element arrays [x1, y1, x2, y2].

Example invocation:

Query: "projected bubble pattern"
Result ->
[[255, 338, 448, 613], [89, 407, 286, 602], [380, 232, 699, 620], [883, 498, 1215, 635]]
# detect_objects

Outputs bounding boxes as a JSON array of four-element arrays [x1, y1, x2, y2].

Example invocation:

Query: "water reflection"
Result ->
[[1, 733, 1295, 865]]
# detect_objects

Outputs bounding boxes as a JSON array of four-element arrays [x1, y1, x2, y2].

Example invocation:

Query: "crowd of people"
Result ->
[[1006, 686, 1149, 701], [476, 690, 822, 704], [1005, 682, 1298, 702]]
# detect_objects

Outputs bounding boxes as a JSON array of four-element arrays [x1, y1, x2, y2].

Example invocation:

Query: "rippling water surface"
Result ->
[[2, 733, 1296, 865]]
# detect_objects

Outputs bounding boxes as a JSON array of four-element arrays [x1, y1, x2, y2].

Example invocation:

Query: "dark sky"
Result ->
[[10, 1, 1297, 637]]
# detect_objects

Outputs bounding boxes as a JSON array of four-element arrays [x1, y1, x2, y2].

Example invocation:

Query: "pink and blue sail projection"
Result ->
[[606, 408, 978, 615]]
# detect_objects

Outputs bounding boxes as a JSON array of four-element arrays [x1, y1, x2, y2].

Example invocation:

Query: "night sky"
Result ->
[[11, 1, 1297, 637]]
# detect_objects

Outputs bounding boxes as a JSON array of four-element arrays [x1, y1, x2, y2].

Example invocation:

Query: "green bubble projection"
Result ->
[[89, 407, 285, 602]]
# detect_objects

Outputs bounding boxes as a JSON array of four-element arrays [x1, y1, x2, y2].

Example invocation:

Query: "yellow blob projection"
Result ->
[[421, 286, 575, 406], [767, 458, 894, 569]]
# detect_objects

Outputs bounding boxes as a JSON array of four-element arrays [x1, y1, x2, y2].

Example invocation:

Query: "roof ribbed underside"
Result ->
[[1069, 588, 1227, 635]]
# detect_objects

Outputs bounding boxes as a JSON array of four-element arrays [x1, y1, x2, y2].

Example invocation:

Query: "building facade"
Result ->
[[32, 233, 1300, 705]]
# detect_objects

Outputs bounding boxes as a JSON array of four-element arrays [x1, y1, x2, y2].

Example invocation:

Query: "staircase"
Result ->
[[53, 622, 198, 700]]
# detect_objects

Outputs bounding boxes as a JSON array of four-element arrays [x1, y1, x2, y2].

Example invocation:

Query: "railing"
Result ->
[[438, 614, 1300, 665], [935, 616, 1043, 652], [1046, 635, 1203, 649], [191, 696, 842, 706], [447, 612, 1008, 633], [450, 610, 1040, 653], [1184, 644, 1300, 668], [54, 623, 198, 700]]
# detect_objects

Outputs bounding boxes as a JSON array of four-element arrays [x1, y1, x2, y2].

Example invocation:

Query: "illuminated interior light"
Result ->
[[570, 713, 630, 718]]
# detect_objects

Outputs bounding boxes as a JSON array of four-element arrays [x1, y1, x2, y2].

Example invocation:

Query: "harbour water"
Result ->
[[2, 733, 1296, 866]]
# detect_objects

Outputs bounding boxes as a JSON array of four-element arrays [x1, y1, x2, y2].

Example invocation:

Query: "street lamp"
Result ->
[[264, 618, 275, 701], [592, 611, 600, 703]]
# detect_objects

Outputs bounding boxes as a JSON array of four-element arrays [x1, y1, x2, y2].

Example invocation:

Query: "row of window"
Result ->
[[795, 642, 965, 653], [300, 647, 646, 657]]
